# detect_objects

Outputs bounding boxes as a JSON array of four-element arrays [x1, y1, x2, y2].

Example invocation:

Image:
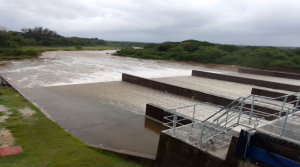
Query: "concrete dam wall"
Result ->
[[238, 67, 300, 80], [192, 70, 300, 92]]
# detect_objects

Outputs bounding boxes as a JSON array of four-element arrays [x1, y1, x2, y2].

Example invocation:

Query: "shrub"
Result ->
[[75, 46, 83, 50], [183, 44, 199, 52], [272, 53, 289, 61], [219, 45, 239, 52], [144, 44, 159, 49], [12, 49, 24, 56], [25, 49, 38, 55], [157, 43, 172, 51]]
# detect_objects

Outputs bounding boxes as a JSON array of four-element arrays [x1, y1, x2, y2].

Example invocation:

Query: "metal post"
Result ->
[[280, 108, 290, 137], [237, 98, 244, 125], [279, 97, 288, 118], [198, 124, 205, 148], [192, 105, 196, 123], [224, 109, 229, 128], [249, 96, 255, 123], [293, 96, 300, 114], [190, 105, 196, 138], [172, 109, 177, 137]]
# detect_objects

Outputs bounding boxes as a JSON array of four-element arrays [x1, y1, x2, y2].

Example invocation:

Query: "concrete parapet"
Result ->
[[251, 88, 297, 103], [192, 70, 300, 92], [123, 73, 284, 121], [146, 103, 192, 126], [269, 65, 300, 74], [122, 73, 235, 106], [154, 131, 300, 167], [154, 132, 262, 167], [238, 67, 300, 80]]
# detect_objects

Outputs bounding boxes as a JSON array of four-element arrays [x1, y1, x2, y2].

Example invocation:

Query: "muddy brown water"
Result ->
[[0, 51, 236, 156], [1, 50, 296, 156]]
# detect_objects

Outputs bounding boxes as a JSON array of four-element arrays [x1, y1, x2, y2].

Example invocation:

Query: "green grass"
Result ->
[[20, 46, 118, 52], [0, 46, 118, 60], [0, 55, 38, 60], [0, 86, 142, 167]]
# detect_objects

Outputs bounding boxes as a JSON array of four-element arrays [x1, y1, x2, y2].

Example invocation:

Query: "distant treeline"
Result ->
[[115, 40, 300, 70], [0, 27, 106, 48], [106, 41, 157, 48], [0, 26, 157, 58]]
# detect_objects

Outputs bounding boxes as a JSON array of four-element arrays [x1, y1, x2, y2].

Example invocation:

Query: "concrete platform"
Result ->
[[227, 71, 300, 85], [152, 76, 294, 101], [16, 81, 205, 157]]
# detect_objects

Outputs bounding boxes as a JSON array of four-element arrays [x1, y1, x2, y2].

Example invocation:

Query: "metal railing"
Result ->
[[162, 92, 300, 150]]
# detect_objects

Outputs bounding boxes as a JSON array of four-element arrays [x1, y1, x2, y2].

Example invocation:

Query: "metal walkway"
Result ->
[[162, 92, 300, 152]]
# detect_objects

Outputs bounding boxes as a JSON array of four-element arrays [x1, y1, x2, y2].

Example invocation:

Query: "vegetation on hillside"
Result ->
[[0, 26, 156, 59], [0, 86, 141, 167], [0, 27, 106, 47], [106, 41, 156, 48], [115, 40, 300, 70], [0, 26, 110, 59]]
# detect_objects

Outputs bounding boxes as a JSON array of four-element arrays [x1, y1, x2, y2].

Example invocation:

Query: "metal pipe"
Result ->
[[237, 98, 245, 124], [192, 105, 196, 123], [279, 96, 288, 118], [249, 96, 255, 122], [224, 109, 229, 127], [198, 124, 205, 148], [280, 108, 290, 136], [172, 109, 177, 136], [293, 96, 300, 114]]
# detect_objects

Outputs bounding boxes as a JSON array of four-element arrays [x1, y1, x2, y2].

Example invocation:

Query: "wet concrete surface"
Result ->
[[19, 83, 169, 156], [258, 112, 300, 143], [227, 72, 300, 86], [152, 76, 294, 100]]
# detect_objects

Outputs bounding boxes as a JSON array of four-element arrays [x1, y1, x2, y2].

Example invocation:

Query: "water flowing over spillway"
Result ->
[[0, 50, 235, 88]]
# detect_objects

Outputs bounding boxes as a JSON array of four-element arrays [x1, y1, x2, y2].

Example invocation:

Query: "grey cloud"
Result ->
[[0, 0, 299, 46]]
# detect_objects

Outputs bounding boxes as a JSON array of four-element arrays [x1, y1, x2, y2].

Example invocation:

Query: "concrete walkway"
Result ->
[[18, 84, 168, 158]]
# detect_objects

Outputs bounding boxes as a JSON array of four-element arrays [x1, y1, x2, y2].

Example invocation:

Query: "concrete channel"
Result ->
[[1, 75, 205, 161]]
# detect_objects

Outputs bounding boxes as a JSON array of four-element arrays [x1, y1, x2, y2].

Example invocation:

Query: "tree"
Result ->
[[183, 44, 199, 52], [220, 45, 239, 52], [157, 43, 172, 51], [75, 46, 83, 50]]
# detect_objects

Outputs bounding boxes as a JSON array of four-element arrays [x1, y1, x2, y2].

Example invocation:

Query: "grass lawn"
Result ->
[[0, 86, 142, 167]]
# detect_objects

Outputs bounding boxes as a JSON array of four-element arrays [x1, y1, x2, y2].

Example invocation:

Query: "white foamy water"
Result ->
[[0, 50, 235, 88]]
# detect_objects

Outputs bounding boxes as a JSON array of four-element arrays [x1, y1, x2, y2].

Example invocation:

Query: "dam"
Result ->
[[0, 51, 237, 157], [1, 50, 300, 166]]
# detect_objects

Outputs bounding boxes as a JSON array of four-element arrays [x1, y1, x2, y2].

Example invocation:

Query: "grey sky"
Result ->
[[0, 0, 299, 46]]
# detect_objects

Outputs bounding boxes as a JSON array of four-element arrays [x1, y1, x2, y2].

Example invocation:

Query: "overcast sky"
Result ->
[[0, 0, 299, 46]]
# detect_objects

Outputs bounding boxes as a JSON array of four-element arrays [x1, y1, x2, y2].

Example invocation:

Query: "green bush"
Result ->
[[1, 49, 23, 56], [219, 45, 239, 52], [157, 43, 172, 51], [144, 44, 159, 49], [183, 44, 199, 52], [75, 46, 83, 50], [113, 40, 300, 71], [25, 49, 38, 55]]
